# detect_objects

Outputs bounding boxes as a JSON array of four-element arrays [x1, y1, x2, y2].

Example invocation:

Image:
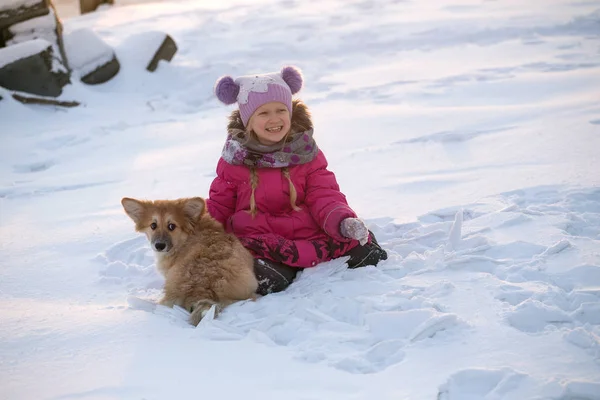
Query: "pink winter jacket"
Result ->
[[207, 102, 360, 268]]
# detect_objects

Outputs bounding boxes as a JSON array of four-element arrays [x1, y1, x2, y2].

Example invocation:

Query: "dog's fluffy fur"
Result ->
[[121, 196, 258, 326]]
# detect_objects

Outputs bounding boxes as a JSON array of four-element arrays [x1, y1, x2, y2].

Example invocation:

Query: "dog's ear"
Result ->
[[121, 197, 146, 224], [183, 197, 206, 221]]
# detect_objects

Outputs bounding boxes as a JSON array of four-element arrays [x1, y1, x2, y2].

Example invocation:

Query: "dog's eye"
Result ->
[[168, 223, 176, 231], [150, 222, 157, 230]]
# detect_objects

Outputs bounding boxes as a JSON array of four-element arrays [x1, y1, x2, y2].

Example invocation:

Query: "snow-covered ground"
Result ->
[[1, 0, 600, 399]]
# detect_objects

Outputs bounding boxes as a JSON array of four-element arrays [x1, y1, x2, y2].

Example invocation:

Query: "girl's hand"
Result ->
[[340, 218, 369, 245]]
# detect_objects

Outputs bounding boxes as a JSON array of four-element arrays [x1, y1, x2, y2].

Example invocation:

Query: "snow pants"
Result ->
[[253, 232, 388, 296]]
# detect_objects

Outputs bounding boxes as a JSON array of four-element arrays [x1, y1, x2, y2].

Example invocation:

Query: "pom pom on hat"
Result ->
[[214, 76, 240, 105], [281, 66, 303, 94]]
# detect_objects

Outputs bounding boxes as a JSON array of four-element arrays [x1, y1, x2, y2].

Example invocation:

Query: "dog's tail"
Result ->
[[189, 299, 222, 326]]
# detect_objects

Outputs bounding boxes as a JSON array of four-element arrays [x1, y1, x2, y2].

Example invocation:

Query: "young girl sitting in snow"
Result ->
[[207, 66, 387, 295]]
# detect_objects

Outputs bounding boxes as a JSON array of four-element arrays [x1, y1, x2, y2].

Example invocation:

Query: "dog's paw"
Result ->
[[158, 297, 176, 308], [189, 300, 219, 326]]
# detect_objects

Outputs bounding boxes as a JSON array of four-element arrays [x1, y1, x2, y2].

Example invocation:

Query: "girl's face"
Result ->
[[248, 102, 291, 145]]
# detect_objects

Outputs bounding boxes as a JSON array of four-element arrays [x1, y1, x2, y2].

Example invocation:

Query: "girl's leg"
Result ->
[[253, 259, 301, 295]]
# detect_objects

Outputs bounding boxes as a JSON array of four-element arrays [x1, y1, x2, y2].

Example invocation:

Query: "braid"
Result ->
[[249, 167, 259, 218], [282, 168, 301, 212]]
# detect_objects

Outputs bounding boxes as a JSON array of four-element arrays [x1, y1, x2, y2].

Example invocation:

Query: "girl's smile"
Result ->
[[249, 102, 291, 145]]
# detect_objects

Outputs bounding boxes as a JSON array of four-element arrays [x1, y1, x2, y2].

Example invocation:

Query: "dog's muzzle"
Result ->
[[152, 237, 172, 253]]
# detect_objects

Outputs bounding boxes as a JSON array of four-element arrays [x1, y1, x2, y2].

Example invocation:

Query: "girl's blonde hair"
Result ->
[[245, 120, 301, 217]]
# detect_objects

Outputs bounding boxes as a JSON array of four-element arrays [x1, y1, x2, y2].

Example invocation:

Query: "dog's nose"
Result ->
[[154, 242, 166, 251]]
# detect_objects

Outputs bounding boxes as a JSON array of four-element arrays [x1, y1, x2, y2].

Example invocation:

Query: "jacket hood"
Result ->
[[227, 99, 313, 134]]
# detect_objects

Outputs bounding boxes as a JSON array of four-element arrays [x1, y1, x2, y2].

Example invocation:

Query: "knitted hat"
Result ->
[[214, 66, 303, 127]]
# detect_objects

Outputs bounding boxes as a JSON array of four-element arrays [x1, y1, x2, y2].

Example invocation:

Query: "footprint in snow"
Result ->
[[437, 368, 528, 400], [333, 339, 406, 374], [94, 236, 162, 290], [438, 368, 600, 399], [563, 327, 600, 362], [505, 299, 573, 333], [365, 309, 465, 342], [556, 380, 600, 400], [12, 160, 55, 173]]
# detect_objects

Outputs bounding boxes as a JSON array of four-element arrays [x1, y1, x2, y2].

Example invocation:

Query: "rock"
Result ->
[[146, 33, 177, 72], [0, 27, 9, 47], [0, 38, 69, 97], [0, 0, 50, 31], [79, 0, 114, 15], [117, 31, 178, 72], [81, 53, 119, 84], [63, 28, 119, 85]]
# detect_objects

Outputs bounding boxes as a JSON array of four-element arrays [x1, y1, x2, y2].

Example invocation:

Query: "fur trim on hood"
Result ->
[[227, 99, 313, 134]]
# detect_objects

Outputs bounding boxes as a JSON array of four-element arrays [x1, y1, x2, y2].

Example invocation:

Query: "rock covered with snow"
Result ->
[[63, 28, 119, 84], [0, 38, 69, 96], [0, 0, 49, 28], [0, 0, 44, 12], [0, 0, 74, 98], [0, 36, 48, 68], [5, 6, 68, 73], [5, 6, 55, 33]]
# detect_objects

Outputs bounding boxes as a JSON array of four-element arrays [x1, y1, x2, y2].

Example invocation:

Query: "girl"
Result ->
[[208, 66, 387, 295]]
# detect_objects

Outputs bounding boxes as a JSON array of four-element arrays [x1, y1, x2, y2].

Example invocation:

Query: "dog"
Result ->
[[121, 196, 258, 326]]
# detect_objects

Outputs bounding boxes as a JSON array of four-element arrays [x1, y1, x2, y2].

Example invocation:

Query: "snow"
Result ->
[[1, 0, 600, 399], [0, 37, 50, 68]]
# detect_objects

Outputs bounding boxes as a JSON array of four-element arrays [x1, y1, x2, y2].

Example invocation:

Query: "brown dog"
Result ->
[[121, 196, 258, 326]]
